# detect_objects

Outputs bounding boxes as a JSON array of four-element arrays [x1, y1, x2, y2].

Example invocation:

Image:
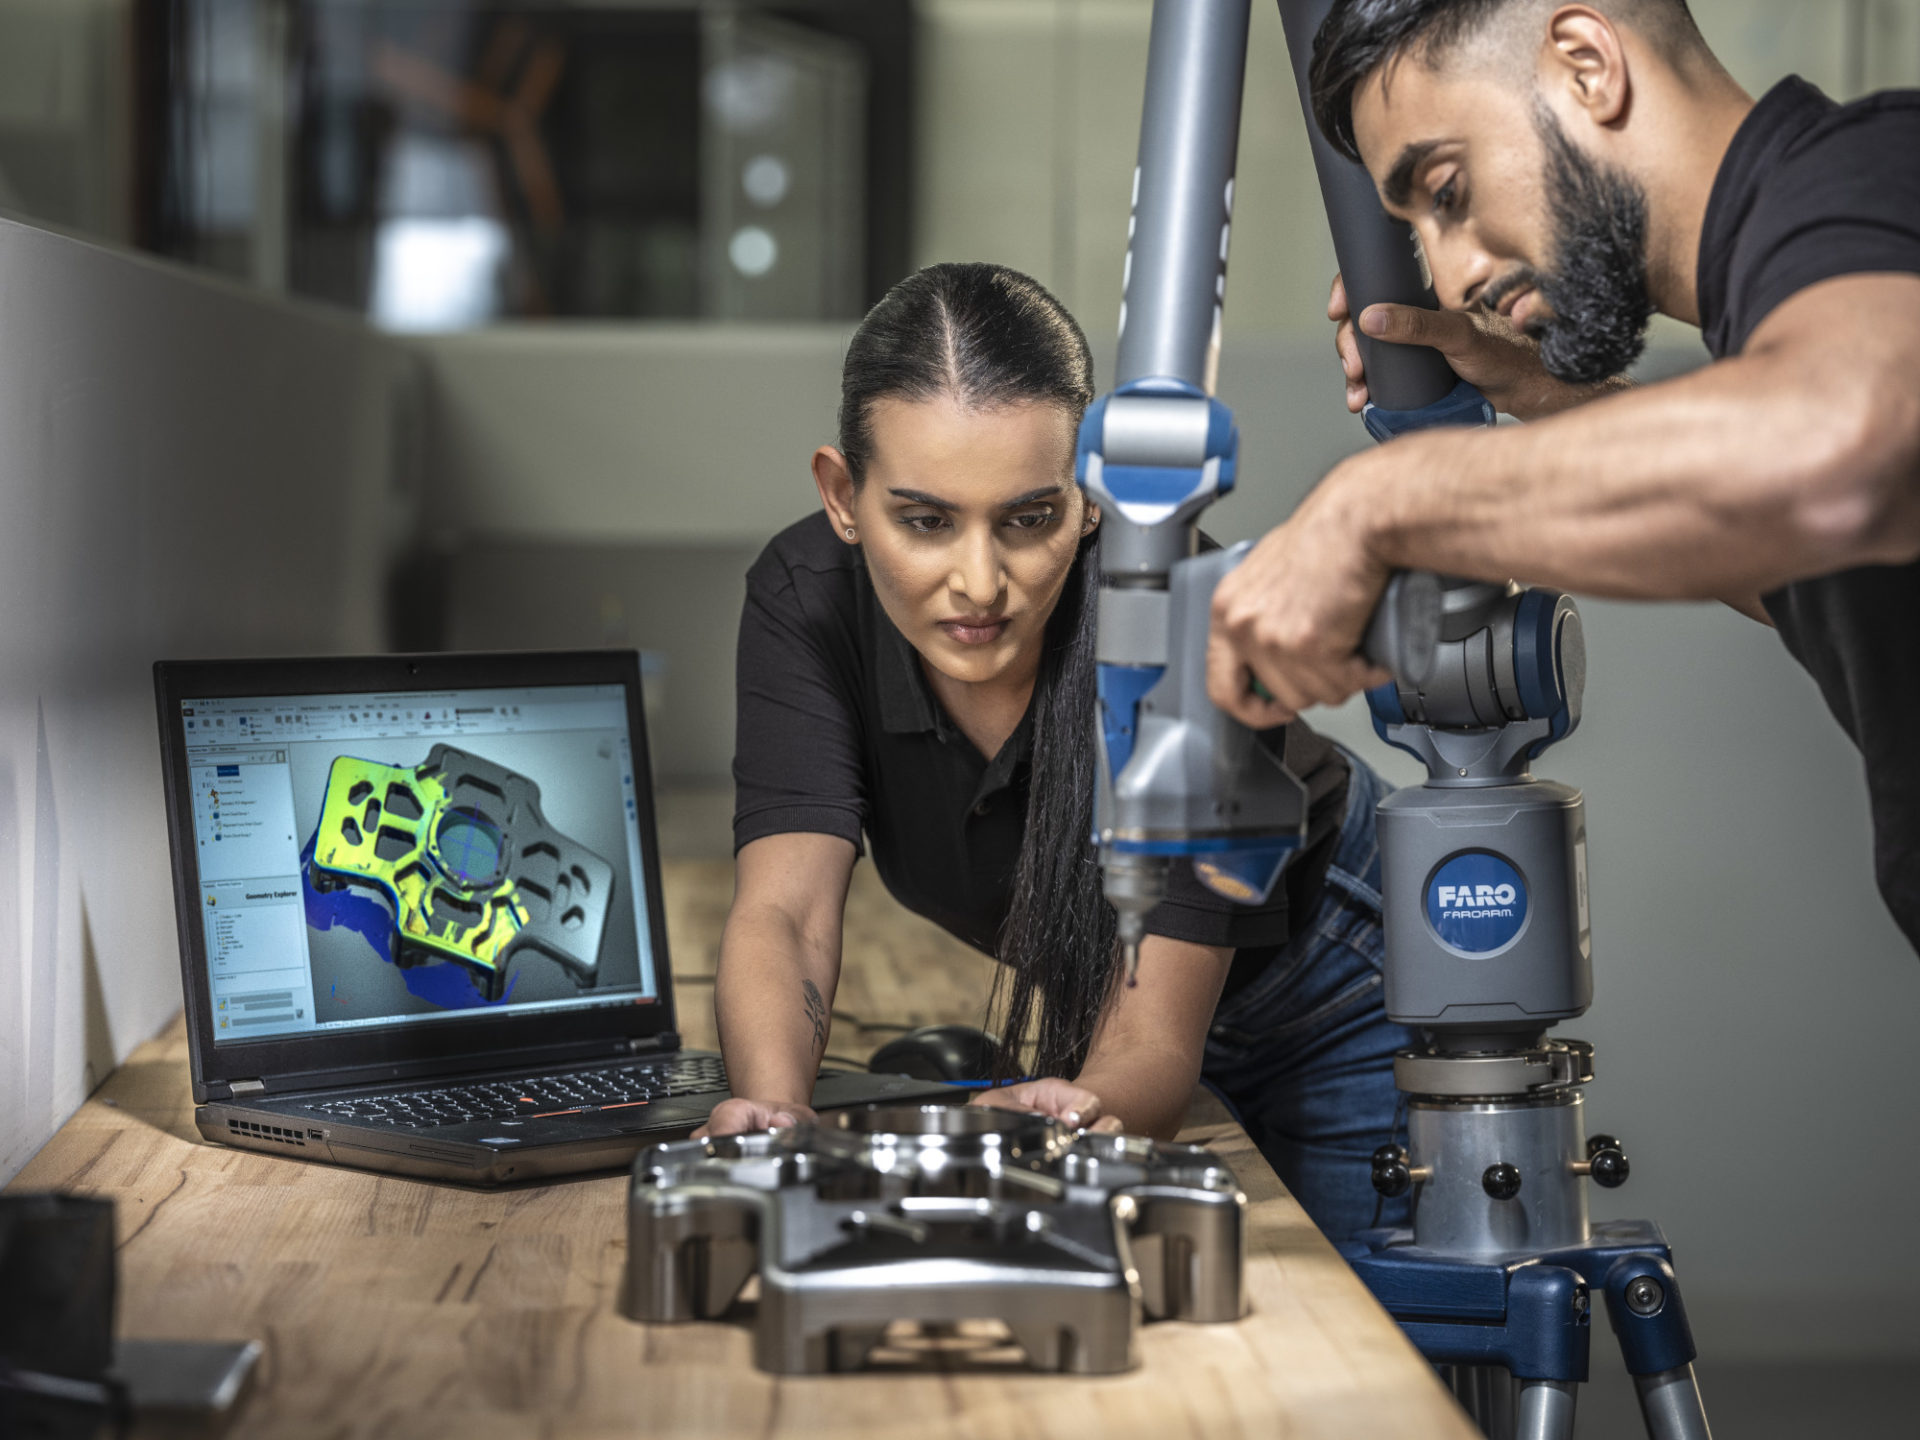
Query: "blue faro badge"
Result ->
[[1426, 852, 1529, 953]]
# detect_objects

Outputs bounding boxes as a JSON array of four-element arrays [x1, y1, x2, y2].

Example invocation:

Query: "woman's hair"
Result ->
[[838, 263, 1117, 1079]]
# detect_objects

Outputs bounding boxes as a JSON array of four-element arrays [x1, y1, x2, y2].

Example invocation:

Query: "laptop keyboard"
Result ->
[[302, 1054, 732, 1130]]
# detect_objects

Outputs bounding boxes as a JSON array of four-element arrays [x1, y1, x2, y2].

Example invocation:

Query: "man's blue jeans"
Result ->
[[1201, 750, 1414, 1242]]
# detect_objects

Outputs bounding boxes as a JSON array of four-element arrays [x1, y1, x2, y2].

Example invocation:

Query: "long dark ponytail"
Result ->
[[838, 263, 1117, 1080]]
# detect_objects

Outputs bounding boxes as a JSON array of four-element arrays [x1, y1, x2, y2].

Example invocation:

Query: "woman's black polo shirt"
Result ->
[[731, 511, 1350, 971], [1698, 77, 1920, 952]]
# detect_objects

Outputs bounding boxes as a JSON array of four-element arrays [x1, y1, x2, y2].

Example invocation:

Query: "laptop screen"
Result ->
[[178, 682, 659, 1045]]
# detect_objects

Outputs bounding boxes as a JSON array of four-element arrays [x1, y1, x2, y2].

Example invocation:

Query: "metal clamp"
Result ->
[[1393, 1039, 1596, 1099]]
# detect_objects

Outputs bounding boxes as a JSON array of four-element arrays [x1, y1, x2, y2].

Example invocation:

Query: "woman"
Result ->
[[700, 262, 1411, 1241]]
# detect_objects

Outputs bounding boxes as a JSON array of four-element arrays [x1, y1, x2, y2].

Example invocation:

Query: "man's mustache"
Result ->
[[1479, 266, 1541, 319]]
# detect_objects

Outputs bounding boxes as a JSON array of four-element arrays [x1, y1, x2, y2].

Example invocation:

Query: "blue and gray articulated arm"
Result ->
[[1270, 0, 1593, 1048], [1272, 0, 1587, 779], [1274, 0, 1497, 439], [1079, 0, 1443, 986]]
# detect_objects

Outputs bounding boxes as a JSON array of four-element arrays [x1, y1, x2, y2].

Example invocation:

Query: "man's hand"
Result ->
[[1331, 273, 1626, 421], [693, 1097, 818, 1139], [1207, 459, 1393, 727], [968, 1078, 1125, 1134]]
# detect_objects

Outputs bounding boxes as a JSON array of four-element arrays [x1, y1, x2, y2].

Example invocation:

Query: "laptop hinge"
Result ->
[[229, 1079, 266, 1095]]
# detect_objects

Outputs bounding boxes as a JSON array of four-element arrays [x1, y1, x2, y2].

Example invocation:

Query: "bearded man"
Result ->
[[1206, 0, 1920, 952]]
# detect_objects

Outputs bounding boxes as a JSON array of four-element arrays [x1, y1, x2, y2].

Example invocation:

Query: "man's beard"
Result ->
[[1483, 106, 1654, 386]]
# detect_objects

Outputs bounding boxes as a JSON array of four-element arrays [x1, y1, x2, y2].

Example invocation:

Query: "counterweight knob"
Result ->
[[1482, 1163, 1523, 1201], [1371, 1144, 1412, 1199], [1587, 1135, 1631, 1189]]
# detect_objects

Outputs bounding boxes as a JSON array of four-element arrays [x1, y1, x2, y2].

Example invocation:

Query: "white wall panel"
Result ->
[[0, 218, 415, 1180], [412, 324, 849, 546]]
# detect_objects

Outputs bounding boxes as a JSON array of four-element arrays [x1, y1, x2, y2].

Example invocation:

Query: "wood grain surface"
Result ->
[[8, 860, 1475, 1439]]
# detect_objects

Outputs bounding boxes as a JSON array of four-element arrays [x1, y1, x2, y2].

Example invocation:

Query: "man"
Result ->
[[1205, 0, 1920, 949]]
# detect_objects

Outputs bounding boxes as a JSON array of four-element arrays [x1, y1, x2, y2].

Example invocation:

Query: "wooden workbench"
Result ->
[[9, 860, 1476, 1439]]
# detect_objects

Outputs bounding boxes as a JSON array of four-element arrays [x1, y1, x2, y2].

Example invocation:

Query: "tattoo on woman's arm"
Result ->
[[801, 978, 828, 1055]]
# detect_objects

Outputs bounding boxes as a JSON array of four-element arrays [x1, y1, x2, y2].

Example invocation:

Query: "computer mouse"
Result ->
[[868, 1024, 996, 1084]]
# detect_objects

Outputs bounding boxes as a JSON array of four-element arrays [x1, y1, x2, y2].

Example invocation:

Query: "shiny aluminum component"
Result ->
[[621, 1105, 1247, 1374], [1406, 1091, 1592, 1258]]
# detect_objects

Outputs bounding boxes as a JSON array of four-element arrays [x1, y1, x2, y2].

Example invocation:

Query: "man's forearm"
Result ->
[[714, 904, 839, 1105], [1350, 340, 1916, 600]]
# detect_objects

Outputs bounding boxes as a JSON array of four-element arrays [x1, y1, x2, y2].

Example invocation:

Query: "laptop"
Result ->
[[153, 650, 957, 1185]]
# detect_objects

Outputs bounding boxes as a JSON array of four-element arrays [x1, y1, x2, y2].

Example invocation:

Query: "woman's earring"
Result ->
[[845, 527, 857, 541]]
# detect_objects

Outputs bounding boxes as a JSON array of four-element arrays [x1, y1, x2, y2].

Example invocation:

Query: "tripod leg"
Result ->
[[1444, 1365, 1516, 1440], [1600, 1256, 1712, 1440], [1633, 1364, 1711, 1440], [1514, 1379, 1578, 1440]]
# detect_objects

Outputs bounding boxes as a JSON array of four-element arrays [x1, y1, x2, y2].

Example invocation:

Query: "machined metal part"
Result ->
[[622, 1105, 1247, 1375], [1406, 1092, 1592, 1259], [307, 743, 614, 999], [1394, 1039, 1595, 1099]]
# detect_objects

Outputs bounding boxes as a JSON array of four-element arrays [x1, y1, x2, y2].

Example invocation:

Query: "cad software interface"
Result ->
[[180, 684, 658, 1044]]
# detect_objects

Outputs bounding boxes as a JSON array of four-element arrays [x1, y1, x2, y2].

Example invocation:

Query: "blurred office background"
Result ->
[[3, 3, 1919, 1431]]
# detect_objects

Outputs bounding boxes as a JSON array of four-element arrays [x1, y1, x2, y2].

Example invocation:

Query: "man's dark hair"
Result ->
[[1309, 0, 1702, 164]]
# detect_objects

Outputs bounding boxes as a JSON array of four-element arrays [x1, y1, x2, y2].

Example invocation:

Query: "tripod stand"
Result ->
[[1344, 582, 1712, 1440], [1350, 1078, 1709, 1439]]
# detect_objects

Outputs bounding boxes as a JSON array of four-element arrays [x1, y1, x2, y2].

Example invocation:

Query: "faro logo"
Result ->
[[1426, 852, 1529, 953]]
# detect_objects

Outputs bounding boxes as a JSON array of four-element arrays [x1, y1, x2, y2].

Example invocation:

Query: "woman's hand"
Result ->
[[692, 1097, 819, 1139], [968, 1078, 1125, 1134]]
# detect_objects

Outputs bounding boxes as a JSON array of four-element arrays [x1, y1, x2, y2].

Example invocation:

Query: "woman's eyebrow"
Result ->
[[999, 484, 1064, 508], [887, 487, 956, 507], [885, 484, 1064, 509]]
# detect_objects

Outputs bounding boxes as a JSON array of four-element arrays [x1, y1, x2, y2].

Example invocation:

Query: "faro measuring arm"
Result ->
[[1092, 14, 1708, 1434], [1079, 0, 1497, 983]]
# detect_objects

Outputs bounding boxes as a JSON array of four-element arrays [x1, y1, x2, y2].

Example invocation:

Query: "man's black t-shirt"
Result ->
[[1697, 76, 1920, 952], [731, 511, 1351, 984]]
